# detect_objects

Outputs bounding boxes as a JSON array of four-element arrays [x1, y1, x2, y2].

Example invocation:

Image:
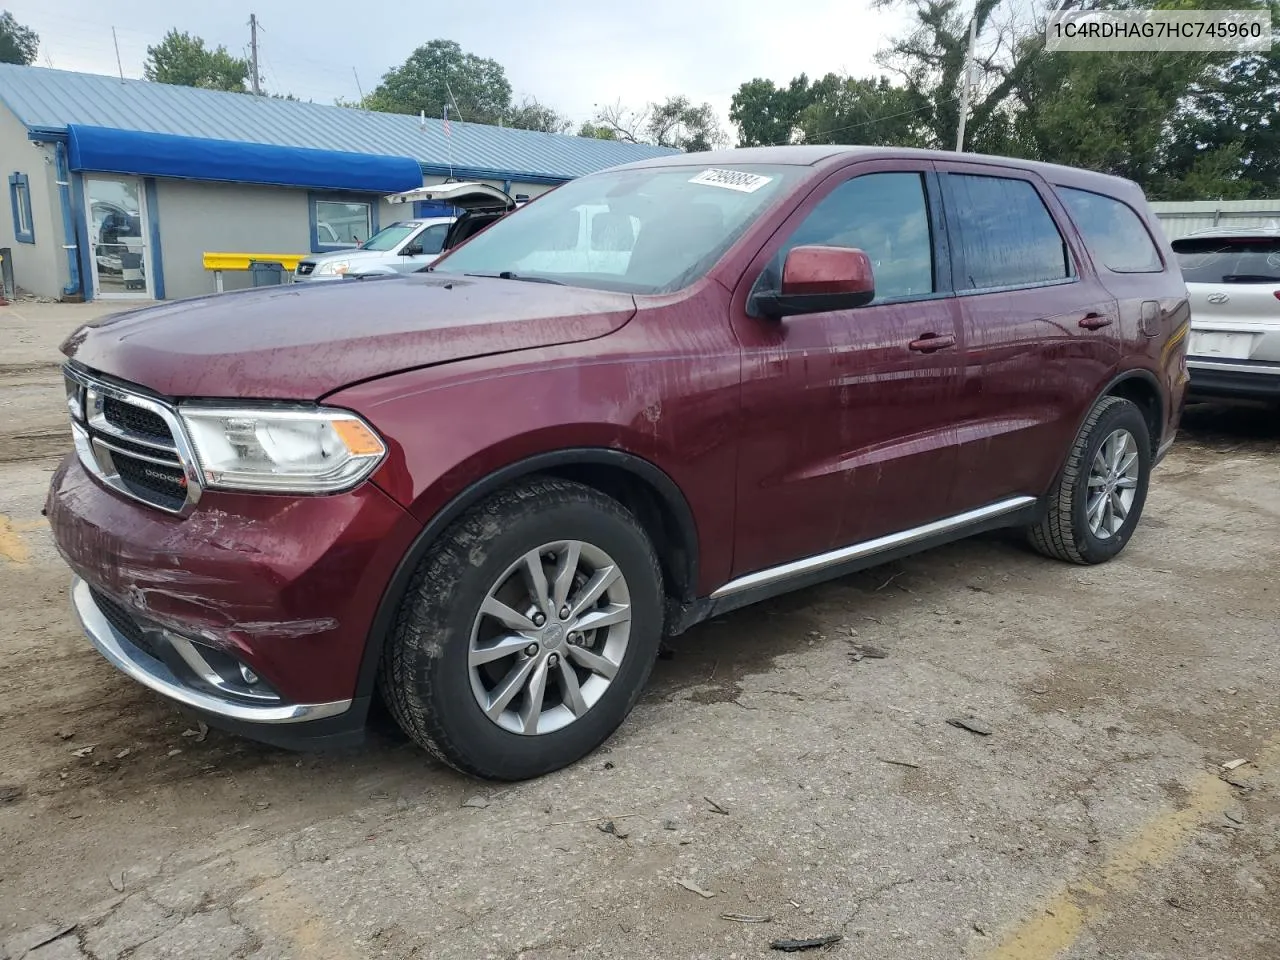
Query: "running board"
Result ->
[[666, 495, 1041, 636]]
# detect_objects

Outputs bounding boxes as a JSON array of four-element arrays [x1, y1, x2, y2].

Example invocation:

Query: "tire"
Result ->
[[378, 477, 664, 780], [1028, 395, 1152, 565]]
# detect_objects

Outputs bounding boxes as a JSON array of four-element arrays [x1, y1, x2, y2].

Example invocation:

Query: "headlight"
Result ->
[[179, 406, 386, 493], [315, 260, 350, 277]]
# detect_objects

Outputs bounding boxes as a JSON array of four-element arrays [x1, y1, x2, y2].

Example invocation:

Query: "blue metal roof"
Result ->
[[0, 64, 678, 184]]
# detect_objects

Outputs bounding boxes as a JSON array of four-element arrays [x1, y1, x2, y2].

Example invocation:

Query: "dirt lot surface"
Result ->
[[1, 301, 1277, 960]]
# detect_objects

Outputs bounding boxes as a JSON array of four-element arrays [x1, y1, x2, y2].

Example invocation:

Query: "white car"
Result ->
[[293, 217, 453, 282], [293, 182, 519, 283], [1172, 228, 1280, 402]]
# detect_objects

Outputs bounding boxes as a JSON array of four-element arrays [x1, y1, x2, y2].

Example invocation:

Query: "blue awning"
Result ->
[[66, 125, 423, 193]]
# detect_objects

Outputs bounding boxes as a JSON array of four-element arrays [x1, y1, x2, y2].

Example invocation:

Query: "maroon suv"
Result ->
[[47, 146, 1189, 780]]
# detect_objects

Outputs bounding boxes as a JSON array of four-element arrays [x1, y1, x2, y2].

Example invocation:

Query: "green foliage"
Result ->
[[506, 98, 571, 133], [728, 0, 1280, 199], [577, 122, 618, 140], [0, 10, 38, 65], [143, 29, 249, 92], [364, 39, 512, 125], [591, 96, 726, 151]]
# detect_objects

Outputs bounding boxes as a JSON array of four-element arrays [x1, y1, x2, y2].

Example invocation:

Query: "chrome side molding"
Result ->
[[710, 496, 1038, 600]]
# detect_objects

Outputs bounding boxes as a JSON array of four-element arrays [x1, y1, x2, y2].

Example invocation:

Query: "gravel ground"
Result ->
[[1, 302, 1277, 960]]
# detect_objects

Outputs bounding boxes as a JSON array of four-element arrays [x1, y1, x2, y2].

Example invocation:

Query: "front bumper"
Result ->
[[47, 453, 422, 745], [1186, 357, 1280, 400], [72, 577, 352, 722]]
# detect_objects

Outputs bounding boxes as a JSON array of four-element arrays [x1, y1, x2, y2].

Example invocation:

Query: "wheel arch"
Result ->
[[354, 448, 700, 704], [1104, 368, 1164, 456]]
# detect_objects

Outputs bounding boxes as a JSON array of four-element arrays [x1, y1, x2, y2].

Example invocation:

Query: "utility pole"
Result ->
[[248, 14, 262, 96], [954, 14, 977, 152]]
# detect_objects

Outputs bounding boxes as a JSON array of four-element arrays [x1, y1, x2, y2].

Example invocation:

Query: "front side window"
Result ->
[[9, 173, 34, 244], [1059, 187, 1163, 274], [312, 198, 373, 250], [432, 164, 800, 294], [417, 223, 448, 255], [760, 172, 935, 303], [947, 174, 1071, 290]]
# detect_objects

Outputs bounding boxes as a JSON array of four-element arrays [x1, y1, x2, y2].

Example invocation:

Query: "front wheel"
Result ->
[[379, 478, 664, 780], [1028, 395, 1152, 565]]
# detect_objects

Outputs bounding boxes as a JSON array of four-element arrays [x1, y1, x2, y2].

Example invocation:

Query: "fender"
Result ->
[[352, 447, 700, 705]]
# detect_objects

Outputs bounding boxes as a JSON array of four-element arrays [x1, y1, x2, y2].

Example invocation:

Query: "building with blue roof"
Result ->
[[0, 63, 676, 301]]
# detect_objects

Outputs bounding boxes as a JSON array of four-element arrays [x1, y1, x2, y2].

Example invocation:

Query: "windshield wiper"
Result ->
[[463, 271, 565, 285], [1220, 274, 1280, 283]]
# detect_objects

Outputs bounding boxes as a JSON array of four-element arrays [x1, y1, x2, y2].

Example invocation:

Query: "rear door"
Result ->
[[935, 162, 1120, 508]]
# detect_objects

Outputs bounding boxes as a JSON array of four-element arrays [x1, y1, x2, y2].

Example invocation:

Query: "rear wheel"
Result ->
[[379, 478, 664, 780], [1028, 395, 1152, 565]]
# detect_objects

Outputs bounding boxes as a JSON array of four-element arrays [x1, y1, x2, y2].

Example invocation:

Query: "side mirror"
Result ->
[[752, 245, 875, 319], [402, 244, 424, 257]]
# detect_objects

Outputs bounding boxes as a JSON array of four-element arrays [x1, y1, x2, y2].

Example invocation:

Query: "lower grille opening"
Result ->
[[114, 454, 188, 511], [90, 588, 161, 660]]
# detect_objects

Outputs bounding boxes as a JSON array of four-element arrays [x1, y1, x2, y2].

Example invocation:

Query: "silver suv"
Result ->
[[1172, 228, 1280, 402]]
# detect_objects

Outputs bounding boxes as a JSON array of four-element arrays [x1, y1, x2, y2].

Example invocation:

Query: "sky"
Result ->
[[4, 0, 910, 137]]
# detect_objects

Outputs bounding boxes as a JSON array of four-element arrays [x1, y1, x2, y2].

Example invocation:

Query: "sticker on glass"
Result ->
[[689, 168, 774, 193]]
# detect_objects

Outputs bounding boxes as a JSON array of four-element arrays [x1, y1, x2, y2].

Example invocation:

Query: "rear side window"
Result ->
[[1171, 235, 1280, 283], [1059, 188, 1162, 273], [946, 174, 1071, 290]]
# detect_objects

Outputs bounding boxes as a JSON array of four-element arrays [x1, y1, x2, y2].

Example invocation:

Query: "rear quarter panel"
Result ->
[[1050, 176, 1189, 450]]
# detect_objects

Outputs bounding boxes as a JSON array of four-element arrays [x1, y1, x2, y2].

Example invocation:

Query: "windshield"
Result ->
[[432, 164, 800, 294], [1173, 236, 1280, 283], [361, 223, 421, 253]]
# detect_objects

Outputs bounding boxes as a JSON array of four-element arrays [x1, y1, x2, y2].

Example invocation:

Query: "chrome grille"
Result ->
[[64, 365, 204, 515], [295, 261, 316, 276]]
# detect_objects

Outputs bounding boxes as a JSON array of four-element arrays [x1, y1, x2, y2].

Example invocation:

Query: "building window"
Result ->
[[309, 194, 376, 252], [9, 173, 34, 244]]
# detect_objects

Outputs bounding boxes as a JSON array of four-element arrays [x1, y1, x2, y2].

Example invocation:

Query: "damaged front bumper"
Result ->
[[47, 452, 423, 749], [71, 577, 351, 724]]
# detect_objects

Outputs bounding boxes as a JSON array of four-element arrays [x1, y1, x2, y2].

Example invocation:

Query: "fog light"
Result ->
[[239, 664, 259, 685]]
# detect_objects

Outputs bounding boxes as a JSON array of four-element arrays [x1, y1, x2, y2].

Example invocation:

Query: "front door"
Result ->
[[84, 176, 152, 300], [729, 162, 965, 577]]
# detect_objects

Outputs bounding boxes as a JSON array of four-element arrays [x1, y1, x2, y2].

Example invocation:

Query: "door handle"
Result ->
[[908, 333, 956, 353], [1079, 313, 1113, 330]]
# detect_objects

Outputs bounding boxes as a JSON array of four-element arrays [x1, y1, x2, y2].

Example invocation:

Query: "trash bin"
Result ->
[[249, 260, 285, 287]]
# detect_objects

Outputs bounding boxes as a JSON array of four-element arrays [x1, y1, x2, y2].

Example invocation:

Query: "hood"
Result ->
[[62, 275, 637, 400]]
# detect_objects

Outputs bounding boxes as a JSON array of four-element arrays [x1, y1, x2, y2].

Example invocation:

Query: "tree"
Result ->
[[590, 96, 727, 152], [364, 39, 512, 125], [577, 122, 618, 140], [730, 75, 826, 147], [0, 10, 38, 65], [505, 97, 571, 133], [798, 75, 930, 146], [143, 29, 249, 92]]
